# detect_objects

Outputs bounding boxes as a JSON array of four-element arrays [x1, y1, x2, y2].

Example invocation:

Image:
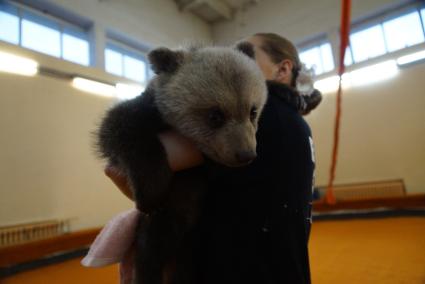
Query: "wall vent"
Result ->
[[0, 219, 70, 247], [174, 0, 261, 23]]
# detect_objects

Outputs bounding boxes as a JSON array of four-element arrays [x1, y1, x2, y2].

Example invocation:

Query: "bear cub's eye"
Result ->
[[208, 108, 225, 129], [250, 106, 258, 121]]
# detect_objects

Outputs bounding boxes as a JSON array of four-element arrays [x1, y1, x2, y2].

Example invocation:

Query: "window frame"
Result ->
[[418, 8, 425, 38], [0, 2, 20, 44], [61, 26, 91, 66], [349, 23, 388, 63], [347, 4, 425, 64], [21, 10, 63, 58], [381, 10, 425, 52], [105, 41, 149, 84], [298, 37, 335, 76], [295, 3, 425, 81], [0, 1, 91, 66]]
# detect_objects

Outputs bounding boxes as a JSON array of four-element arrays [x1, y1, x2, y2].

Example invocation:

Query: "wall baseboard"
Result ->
[[313, 194, 425, 212], [0, 228, 101, 268], [0, 248, 89, 279]]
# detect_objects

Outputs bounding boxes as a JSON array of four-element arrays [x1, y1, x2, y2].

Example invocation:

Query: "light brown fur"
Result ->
[[152, 46, 267, 166]]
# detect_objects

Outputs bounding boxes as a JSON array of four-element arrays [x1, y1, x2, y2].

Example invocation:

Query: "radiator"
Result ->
[[0, 219, 70, 247], [321, 179, 406, 201]]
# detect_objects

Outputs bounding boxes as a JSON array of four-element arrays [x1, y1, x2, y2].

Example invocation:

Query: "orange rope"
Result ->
[[325, 0, 351, 204]]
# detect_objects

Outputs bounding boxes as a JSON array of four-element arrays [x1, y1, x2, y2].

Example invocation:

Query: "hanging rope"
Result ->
[[325, 0, 352, 204]]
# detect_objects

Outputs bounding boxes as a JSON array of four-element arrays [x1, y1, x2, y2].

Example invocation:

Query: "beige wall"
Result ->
[[0, 73, 130, 231], [1, 0, 424, 232], [306, 62, 425, 194], [212, 0, 403, 44], [0, 43, 136, 231], [50, 0, 212, 47], [1, 47, 423, 233], [211, 0, 425, 193], [0, 0, 211, 231]]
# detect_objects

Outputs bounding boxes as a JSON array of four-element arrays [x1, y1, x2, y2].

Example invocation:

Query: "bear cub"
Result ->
[[96, 43, 267, 284]]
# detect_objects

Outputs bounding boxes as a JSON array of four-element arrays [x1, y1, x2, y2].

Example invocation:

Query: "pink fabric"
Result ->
[[81, 208, 140, 284]]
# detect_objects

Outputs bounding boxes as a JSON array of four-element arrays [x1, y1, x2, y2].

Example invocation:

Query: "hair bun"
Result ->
[[300, 89, 322, 115], [296, 64, 323, 115], [295, 64, 315, 96]]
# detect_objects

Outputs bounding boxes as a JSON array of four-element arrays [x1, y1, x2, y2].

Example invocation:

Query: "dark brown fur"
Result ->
[[96, 44, 267, 284]]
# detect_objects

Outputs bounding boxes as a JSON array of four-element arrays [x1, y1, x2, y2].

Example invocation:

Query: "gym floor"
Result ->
[[3, 216, 425, 284]]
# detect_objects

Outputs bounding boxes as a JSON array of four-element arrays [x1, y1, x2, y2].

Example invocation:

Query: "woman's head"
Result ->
[[245, 33, 301, 87]]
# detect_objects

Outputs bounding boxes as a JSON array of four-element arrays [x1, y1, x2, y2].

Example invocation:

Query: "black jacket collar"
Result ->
[[266, 80, 305, 112]]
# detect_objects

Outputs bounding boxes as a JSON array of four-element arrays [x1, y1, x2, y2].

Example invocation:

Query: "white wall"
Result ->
[[305, 62, 425, 194], [50, 0, 212, 47], [1, 0, 424, 232], [212, 0, 404, 44], [0, 42, 136, 231], [0, 0, 212, 231], [0, 72, 126, 231], [211, 0, 425, 194]]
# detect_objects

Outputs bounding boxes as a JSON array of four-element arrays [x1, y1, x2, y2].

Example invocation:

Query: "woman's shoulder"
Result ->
[[260, 89, 311, 138], [265, 81, 305, 112]]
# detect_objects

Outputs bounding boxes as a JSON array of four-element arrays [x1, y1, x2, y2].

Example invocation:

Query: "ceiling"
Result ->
[[174, 0, 261, 23]]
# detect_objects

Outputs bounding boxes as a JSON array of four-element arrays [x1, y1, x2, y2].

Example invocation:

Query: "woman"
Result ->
[[106, 33, 319, 284]]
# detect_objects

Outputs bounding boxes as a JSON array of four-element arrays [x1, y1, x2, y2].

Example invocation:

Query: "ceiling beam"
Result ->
[[178, 0, 233, 21]]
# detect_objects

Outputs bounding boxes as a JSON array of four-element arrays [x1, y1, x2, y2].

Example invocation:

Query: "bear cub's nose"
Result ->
[[236, 151, 257, 164]]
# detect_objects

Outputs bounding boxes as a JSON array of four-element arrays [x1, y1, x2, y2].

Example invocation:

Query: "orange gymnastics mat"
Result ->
[[3, 217, 425, 284]]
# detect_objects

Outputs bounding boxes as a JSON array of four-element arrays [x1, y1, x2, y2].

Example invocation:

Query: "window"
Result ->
[[349, 9, 425, 64], [0, 4, 19, 44], [62, 31, 90, 66], [302, 7, 425, 72], [105, 49, 123, 76], [383, 12, 424, 52], [344, 46, 354, 66], [123, 56, 146, 82], [0, 2, 90, 66], [105, 44, 148, 83], [299, 42, 335, 75], [21, 18, 61, 57], [350, 25, 387, 62]]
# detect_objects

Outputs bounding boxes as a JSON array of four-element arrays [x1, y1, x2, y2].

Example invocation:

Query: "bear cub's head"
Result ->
[[148, 43, 267, 167]]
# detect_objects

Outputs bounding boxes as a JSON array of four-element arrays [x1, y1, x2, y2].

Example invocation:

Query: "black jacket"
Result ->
[[195, 81, 315, 284]]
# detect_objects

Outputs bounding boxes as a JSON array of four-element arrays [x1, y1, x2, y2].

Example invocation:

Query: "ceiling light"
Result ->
[[0, 51, 38, 76], [72, 77, 116, 97], [396, 50, 425, 66], [347, 60, 398, 87]]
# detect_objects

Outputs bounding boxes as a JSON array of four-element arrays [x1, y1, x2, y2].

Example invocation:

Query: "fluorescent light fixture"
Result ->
[[314, 60, 398, 93], [314, 74, 350, 94], [348, 60, 398, 87], [116, 83, 145, 100], [0, 51, 38, 76], [396, 50, 425, 65], [314, 75, 340, 94], [72, 77, 116, 97]]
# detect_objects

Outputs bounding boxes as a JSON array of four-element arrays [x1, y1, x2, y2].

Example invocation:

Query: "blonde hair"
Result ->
[[254, 33, 301, 87]]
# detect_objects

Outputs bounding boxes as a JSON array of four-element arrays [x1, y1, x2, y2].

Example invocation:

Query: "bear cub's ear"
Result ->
[[235, 42, 255, 59], [148, 47, 184, 74]]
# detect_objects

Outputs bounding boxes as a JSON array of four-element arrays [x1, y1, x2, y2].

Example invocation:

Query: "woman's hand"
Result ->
[[158, 131, 204, 171], [105, 131, 203, 200]]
